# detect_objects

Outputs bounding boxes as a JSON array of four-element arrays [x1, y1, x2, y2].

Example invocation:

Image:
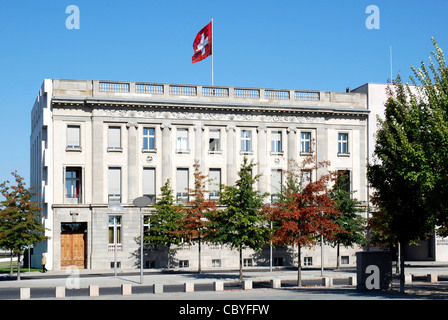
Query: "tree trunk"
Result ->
[[336, 242, 340, 270], [167, 246, 171, 271], [297, 244, 302, 287], [198, 238, 202, 274], [9, 250, 13, 277], [239, 247, 243, 280], [16, 253, 21, 281], [399, 244, 405, 293]]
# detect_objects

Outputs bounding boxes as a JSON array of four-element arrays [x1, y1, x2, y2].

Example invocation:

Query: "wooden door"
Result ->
[[61, 232, 86, 269]]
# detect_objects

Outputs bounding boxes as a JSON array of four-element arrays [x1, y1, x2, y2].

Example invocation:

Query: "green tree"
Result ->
[[329, 171, 367, 269], [211, 157, 269, 280], [144, 179, 183, 271], [0, 171, 48, 280], [367, 39, 448, 292]]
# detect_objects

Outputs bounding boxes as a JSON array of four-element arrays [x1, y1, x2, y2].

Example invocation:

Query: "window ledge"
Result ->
[[66, 146, 82, 152], [107, 147, 123, 153], [270, 151, 284, 156], [208, 150, 223, 155], [240, 151, 253, 155], [337, 152, 351, 157], [176, 149, 191, 154], [300, 152, 313, 156], [142, 149, 157, 153]]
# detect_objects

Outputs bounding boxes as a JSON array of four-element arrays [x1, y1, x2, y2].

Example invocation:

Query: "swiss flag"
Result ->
[[192, 22, 212, 63]]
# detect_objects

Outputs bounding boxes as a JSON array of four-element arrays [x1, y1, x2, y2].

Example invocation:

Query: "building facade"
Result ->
[[30, 79, 369, 270]]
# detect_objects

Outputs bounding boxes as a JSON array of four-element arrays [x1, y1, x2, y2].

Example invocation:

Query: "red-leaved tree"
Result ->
[[265, 157, 343, 286], [178, 162, 217, 273]]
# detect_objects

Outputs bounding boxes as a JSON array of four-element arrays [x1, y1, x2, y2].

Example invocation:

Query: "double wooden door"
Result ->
[[61, 231, 86, 269]]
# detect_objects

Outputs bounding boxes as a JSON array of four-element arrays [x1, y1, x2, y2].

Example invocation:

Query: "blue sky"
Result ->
[[0, 0, 447, 185]]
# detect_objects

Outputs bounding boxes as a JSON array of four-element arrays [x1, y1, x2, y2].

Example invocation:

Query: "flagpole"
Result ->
[[211, 17, 214, 86]]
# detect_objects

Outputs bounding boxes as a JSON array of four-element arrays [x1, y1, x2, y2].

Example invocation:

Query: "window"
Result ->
[[212, 259, 221, 267], [338, 133, 349, 155], [243, 258, 253, 267], [143, 128, 155, 151], [337, 170, 351, 198], [301, 132, 311, 154], [108, 168, 121, 204], [209, 129, 221, 152], [108, 126, 122, 151], [176, 168, 189, 202], [66, 125, 81, 150], [108, 215, 122, 245], [341, 256, 349, 265], [240, 130, 252, 152], [271, 131, 282, 153], [65, 168, 81, 204], [179, 260, 189, 268], [301, 170, 312, 189], [209, 169, 221, 200], [271, 169, 282, 203], [176, 128, 189, 152], [143, 215, 151, 243], [304, 257, 313, 266], [143, 168, 156, 203], [273, 257, 283, 266]]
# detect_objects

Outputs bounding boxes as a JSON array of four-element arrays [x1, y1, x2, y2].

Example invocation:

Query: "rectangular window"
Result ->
[[108, 126, 122, 150], [143, 168, 156, 203], [209, 169, 221, 200], [338, 133, 349, 154], [337, 170, 351, 198], [179, 260, 189, 268], [243, 258, 253, 267], [271, 131, 282, 153], [212, 259, 221, 267], [304, 257, 313, 266], [67, 125, 81, 150], [271, 169, 282, 203], [176, 168, 189, 202], [241, 130, 252, 152], [143, 128, 156, 150], [301, 170, 312, 189], [301, 132, 311, 153], [209, 129, 221, 152], [341, 256, 350, 265], [108, 167, 121, 204], [65, 168, 81, 204], [176, 128, 189, 152], [108, 215, 122, 245]]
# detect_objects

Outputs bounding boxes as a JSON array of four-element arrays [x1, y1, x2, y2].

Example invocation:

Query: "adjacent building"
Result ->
[[30, 79, 369, 270]]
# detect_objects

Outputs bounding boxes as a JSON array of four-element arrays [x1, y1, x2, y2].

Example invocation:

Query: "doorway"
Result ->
[[61, 222, 87, 269]]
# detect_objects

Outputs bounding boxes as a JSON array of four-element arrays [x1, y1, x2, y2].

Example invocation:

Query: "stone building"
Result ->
[[30, 79, 369, 270]]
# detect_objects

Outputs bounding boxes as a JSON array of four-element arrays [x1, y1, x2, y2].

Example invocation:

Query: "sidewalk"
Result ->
[[2, 261, 448, 289]]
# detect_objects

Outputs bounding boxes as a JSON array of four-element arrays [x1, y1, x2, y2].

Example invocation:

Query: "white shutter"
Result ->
[[209, 169, 221, 193], [108, 168, 121, 195], [108, 126, 121, 149], [271, 169, 282, 194], [67, 125, 80, 148], [176, 168, 189, 195], [143, 168, 155, 195]]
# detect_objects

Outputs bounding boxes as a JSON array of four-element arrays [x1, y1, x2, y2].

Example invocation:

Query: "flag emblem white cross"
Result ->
[[196, 33, 209, 55]]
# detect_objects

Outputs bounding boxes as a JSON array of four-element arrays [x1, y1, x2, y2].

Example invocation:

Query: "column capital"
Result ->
[[126, 122, 139, 129], [287, 126, 297, 134], [161, 121, 172, 130], [225, 124, 236, 132]]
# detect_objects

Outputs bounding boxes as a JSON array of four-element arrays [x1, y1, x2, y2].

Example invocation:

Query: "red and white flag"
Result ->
[[192, 22, 212, 63]]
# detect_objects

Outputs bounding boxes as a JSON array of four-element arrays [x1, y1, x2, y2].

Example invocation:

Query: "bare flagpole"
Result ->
[[211, 17, 214, 86]]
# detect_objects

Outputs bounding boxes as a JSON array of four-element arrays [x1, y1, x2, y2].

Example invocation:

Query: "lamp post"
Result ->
[[133, 196, 152, 284], [108, 204, 124, 278]]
